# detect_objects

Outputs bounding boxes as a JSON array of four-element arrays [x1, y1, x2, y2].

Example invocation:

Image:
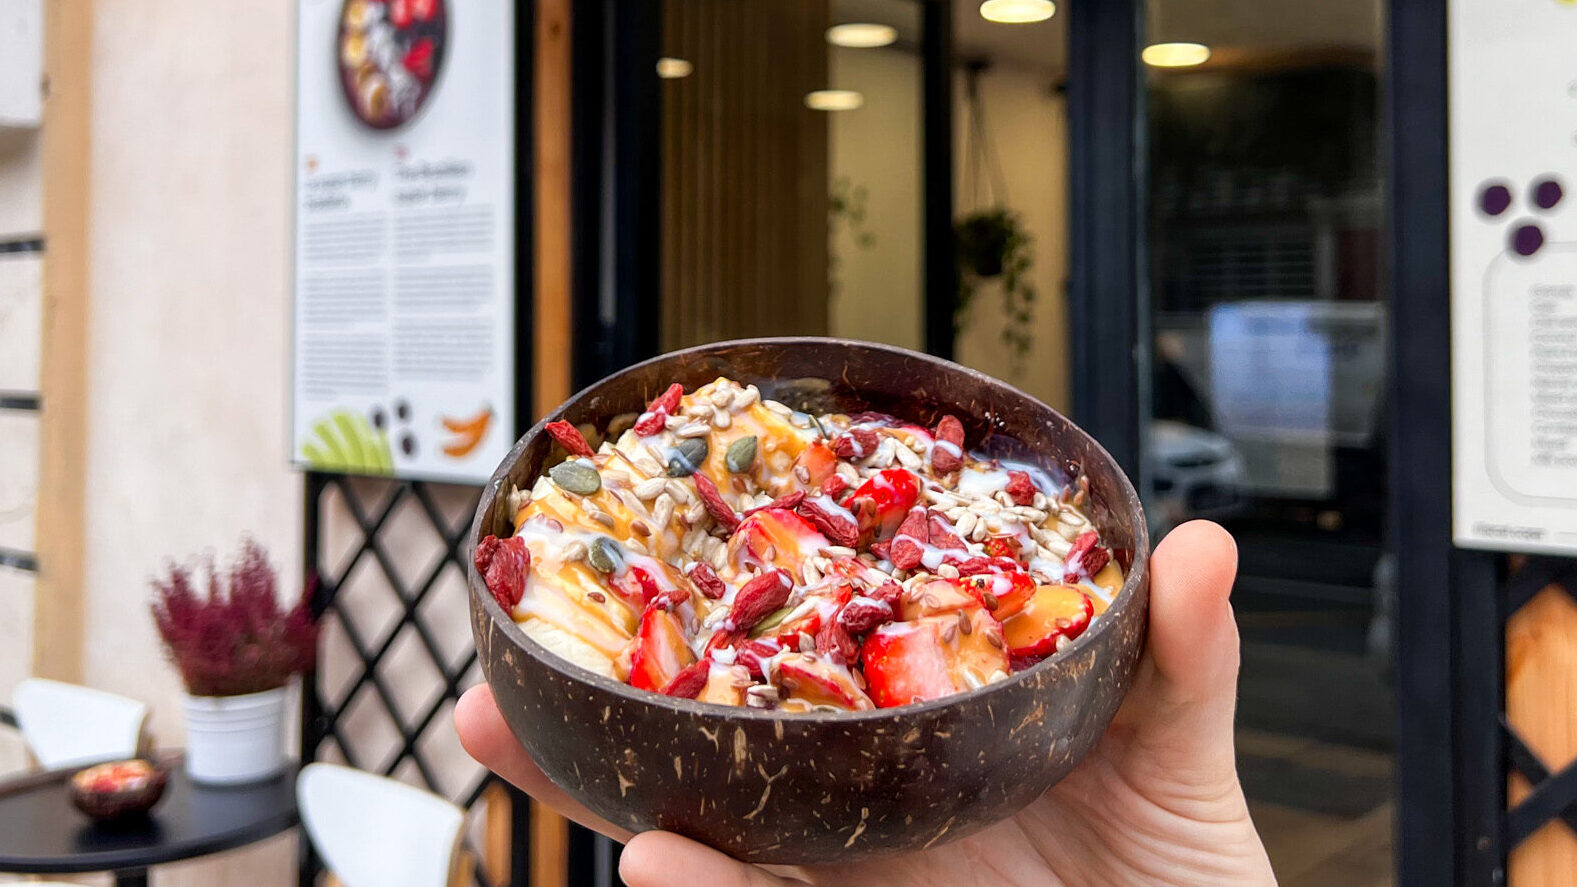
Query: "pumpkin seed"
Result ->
[[665, 437, 710, 477], [748, 605, 793, 637], [587, 536, 623, 573], [549, 461, 601, 495], [725, 436, 758, 473]]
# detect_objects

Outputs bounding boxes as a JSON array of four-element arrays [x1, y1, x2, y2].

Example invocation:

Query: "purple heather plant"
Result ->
[[150, 538, 317, 697]]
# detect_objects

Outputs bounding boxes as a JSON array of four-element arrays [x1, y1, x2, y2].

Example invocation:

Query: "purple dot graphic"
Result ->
[[1534, 177, 1563, 210], [1512, 223, 1544, 257], [1480, 182, 1513, 216]]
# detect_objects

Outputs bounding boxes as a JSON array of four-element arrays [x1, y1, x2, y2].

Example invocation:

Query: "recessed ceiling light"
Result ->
[[826, 23, 898, 48], [805, 90, 864, 111], [1142, 42, 1212, 67], [656, 57, 693, 79], [979, 0, 1056, 24]]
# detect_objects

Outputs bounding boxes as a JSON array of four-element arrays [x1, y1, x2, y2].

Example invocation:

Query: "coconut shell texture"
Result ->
[[469, 338, 1149, 864]]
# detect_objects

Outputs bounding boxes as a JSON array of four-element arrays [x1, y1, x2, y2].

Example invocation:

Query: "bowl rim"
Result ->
[[470, 336, 1150, 722]]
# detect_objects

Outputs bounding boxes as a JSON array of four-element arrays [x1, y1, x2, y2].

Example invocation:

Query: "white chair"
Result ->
[[11, 679, 148, 770], [297, 763, 465, 887]]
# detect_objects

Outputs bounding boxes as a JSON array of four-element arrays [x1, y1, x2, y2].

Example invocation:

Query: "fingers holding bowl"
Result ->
[[455, 683, 634, 842]]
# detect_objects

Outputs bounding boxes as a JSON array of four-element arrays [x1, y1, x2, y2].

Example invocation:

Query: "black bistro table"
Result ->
[[0, 756, 298, 887]]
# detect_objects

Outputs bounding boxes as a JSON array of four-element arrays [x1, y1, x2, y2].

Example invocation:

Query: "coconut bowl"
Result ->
[[468, 337, 1149, 864], [69, 759, 169, 823]]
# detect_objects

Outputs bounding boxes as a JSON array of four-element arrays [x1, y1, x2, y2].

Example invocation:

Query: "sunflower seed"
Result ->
[[893, 442, 922, 469], [819, 545, 856, 558], [665, 480, 694, 504], [995, 491, 1015, 507], [712, 408, 732, 429], [625, 537, 648, 556], [802, 559, 822, 586], [676, 422, 711, 439], [685, 500, 706, 525], [587, 537, 623, 573], [652, 494, 675, 530], [588, 509, 616, 528], [709, 388, 733, 408], [630, 520, 651, 537], [665, 413, 688, 431], [561, 540, 589, 563], [937, 563, 960, 579], [956, 512, 978, 539], [970, 499, 1001, 515], [961, 667, 984, 690], [634, 477, 668, 500], [763, 399, 793, 417], [797, 633, 815, 653], [549, 461, 602, 495], [985, 630, 1004, 649], [737, 386, 761, 408], [1032, 492, 1049, 511], [709, 544, 727, 569], [988, 669, 1009, 684]]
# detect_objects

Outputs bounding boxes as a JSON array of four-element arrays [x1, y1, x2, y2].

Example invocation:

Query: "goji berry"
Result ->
[[932, 415, 965, 474], [663, 660, 710, 698], [475, 535, 529, 611], [832, 428, 880, 461], [692, 472, 741, 533], [687, 562, 726, 599], [797, 498, 859, 547], [1005, 470, 1037, 506], [728, 570, 793, 631], [544, 420, 595, 458]]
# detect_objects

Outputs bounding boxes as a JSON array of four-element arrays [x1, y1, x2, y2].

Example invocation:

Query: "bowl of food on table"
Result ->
[[69, 759, 168, 823], [468, 337, 1148, 864]]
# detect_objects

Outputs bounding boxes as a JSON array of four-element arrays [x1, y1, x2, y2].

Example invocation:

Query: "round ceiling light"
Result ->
[[656, 57, 693, 79], [978, 0, 1056, 24], [1141, 42, 1212, 68], [805, 90, 865, 111], [826, 23, 899, 48]]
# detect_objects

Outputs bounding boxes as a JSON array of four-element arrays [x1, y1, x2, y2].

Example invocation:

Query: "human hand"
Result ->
[[456, 519, 1277, 887]]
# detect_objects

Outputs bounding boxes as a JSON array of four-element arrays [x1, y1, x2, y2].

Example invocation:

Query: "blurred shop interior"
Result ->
[[582, 0, 1393, 883]]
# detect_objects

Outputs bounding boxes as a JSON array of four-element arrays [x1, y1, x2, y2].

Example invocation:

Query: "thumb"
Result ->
[[1115, 519, 1242, 787]]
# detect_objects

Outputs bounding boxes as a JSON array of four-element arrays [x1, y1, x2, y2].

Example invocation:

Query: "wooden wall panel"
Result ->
[[1507, 583, 1577, 886], [659, 0, 831, 350]]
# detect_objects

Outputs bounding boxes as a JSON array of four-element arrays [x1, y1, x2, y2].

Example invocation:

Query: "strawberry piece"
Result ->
[[931, 415, 966, 474], [793, 441, 840, 488], [1063, 530, 1111, 583], [837, 596, 895, 634], [822, 473, 850, 501], [775, 653, 872, 709], [862, 621, 956, 708], [888, 506, 930, 570], [983, 535, 1020, 561], [611, 564, 661, 607], [475, 535, 529, 611], [629, 608, 696, 692], [966, 570, 1036, 619], [832, 428, 880, 461], [742, 490, 805, 518], [847, 469, 920, 538], [543, 420, 594, 457], [728, 508, 828, 572], [814, 616, 860, 663], [412, 0, 438, 21], [663, 660, 711, 698], [1002, 585, 1094, 669], [632, 383, 684, 436], [402, 37, 435, 79], [390, 0, 414, 29], [734, 638, 781, 679], [900, 578, 979, 620], [871, 579, 904, 611], [687, 562, 726, 599], [691, 472, 741, 533], [797, 497, 859, 547], [1005, 470, 1037, 506], [727, 569, 794, 632]]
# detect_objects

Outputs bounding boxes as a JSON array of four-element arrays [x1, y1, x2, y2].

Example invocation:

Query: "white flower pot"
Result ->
[[182, 687, 288, 785]]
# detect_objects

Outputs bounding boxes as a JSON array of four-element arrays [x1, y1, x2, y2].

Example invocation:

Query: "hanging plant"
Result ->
[[828, 176, 877, 300], [955, 207, 1036, 372], [954, 63, 1035, 375]]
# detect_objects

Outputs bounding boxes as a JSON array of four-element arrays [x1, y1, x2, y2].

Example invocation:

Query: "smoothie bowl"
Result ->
[[467, 338, 1149, 864]]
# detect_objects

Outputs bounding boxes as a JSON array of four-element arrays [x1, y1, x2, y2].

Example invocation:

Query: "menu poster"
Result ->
[[1450, 0, 1577, 554], [293, 0, 516, 484]]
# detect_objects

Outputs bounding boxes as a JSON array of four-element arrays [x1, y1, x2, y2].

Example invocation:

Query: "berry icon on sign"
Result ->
[[1477, 175, 1564, 258]]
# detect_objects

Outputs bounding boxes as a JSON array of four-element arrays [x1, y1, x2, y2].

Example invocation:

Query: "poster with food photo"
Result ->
[[292, 0, 516, 484]]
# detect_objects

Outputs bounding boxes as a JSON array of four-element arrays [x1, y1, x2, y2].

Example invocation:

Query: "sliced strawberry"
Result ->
[[390, 0, 414, 29], [475, 535, 529, 611], [983, 535, 1020, 562], [775, 653, 872, 710], [733, 638, 782, 680], [793, 441, 840, 488], [696, 664, 748, 706], [411, 0, 438, 21], [861, 621, 956, 708], [1002, 584, 1094, 669], [847, 469, 920, 538], [629, 608, 696, 692], [964, 570, 1036, 619], [727, 508, 828, 573], [899, 578, 977, 620], [610, 564, 660, 607], [949, 608, 1011, 687], [402, 37, 435, 79]]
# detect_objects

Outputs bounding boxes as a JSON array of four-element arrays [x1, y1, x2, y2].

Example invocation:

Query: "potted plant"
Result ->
[[150, 539, 317, 785], [955, 207, 1036, 374]]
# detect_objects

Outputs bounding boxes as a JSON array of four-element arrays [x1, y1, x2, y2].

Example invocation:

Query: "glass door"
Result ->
[[1141, 2, 1394, 884]]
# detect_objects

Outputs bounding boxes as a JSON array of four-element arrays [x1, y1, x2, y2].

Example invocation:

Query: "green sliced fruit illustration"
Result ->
[[300, 408, 394, 475]]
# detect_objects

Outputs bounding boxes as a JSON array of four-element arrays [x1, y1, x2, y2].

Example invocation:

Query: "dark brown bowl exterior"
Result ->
[[70, 761, 169, 822], [469, 338, 1149, 864]]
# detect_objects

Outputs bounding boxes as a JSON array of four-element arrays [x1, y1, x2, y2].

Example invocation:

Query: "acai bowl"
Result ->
[[468, 338, 1149, 863]]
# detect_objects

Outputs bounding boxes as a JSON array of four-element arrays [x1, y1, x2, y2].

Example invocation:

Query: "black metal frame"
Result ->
[[1067, 0, 1144, 479], [921, 0, 956, 360], [299, 474, 532, 887], [0, 235, 44, 579]]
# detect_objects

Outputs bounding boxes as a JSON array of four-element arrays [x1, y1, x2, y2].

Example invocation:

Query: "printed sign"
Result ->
[[1450, 0, 1577, 553], [293, 0, 516, 483]]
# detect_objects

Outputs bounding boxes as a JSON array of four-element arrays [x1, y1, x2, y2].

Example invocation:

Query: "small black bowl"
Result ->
[[469, 338, 1149, 864], [69, 759, 168, 823]]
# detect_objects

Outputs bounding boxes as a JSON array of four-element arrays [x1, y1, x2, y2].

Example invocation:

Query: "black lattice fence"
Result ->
[[1502, 556, 1577, 852], [300, 472, 530, 887]]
